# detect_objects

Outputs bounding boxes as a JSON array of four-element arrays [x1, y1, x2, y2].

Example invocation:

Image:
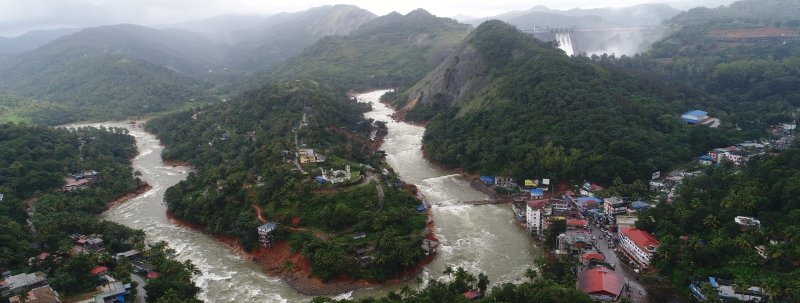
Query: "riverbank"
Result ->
[[166, 210, 438, 296], [104, 183, 152, 211]]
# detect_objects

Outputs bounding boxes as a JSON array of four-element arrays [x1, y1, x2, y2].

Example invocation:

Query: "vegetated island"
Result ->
[[146, 81, 438, 295]]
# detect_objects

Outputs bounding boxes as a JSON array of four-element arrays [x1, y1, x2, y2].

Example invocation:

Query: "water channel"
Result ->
[[88, 89, 540, 302]]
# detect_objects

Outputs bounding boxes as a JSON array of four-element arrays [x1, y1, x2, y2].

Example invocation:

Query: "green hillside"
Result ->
[[271, 9, 471, 92], [407, 21, 735, 184]]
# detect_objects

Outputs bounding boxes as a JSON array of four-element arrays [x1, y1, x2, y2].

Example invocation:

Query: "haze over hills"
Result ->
[[0, 28, 81, 60], [270, 8, 471, 92]]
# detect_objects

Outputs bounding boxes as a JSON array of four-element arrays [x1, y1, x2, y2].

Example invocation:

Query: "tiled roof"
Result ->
[[577, 268, 624, 296], [619, 227, 659, 249]]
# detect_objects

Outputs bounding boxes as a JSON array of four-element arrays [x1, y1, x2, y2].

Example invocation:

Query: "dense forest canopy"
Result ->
[[0, 123, 200, 302]]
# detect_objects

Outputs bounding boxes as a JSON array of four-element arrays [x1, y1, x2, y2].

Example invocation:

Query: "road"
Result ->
[[587, 224, 649, 303], [130, 273, 147, 303]]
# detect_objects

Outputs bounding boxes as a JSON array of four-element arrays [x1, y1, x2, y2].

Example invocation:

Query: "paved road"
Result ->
[[130, 273, 147, 303], [587, 224, 649, 303]]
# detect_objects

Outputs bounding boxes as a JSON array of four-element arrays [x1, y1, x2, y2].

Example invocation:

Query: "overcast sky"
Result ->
[[0, 0, 735, 37]]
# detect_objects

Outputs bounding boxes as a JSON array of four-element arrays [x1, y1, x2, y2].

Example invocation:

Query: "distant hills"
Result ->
[[0, 5, 380, 124], [270, 8, 471, 92]]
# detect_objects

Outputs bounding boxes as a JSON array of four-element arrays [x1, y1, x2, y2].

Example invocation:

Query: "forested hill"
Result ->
[[405, 20, 734, 184], [146, 81, 429, 281], [225, 5, 376, 71], [0, 25, 215, 123], [611, 0, 800, 130], [668, 0, 800, 26], [269, 9, 471, 93]]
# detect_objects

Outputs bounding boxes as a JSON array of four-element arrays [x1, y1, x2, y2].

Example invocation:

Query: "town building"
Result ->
[[0, 272, 48, 297], [603, 197, 627, 217], [8, 285, 60, 303], [735, 216, 761, 229], [526, 200, 547, 236], [298, 149, 325, 163], [92, 281, 131, 303], [495, 177, 516, 188], [682, 110, 709, 124], [576, 267, 625, 301], [257, 222, 278, 247], [698, 155, 713, 165], [319, 165, 351, 184], [557, 230, 592, 254], [566, 219, 589, 230], [618, 227, 659, 269], [530, 188, 544, 199], [690, 277, 765, 302]]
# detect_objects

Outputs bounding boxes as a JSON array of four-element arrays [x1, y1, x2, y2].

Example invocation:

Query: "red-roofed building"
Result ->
[[37, 252, 50, 261], [582, 252, 605, 262], [526, 200, 548, 236], [567, 219, 589, 229], [462, 290, 481, 301], [618, 227, 659, 269], [576, 268, 624, 301], [90, 266, 108, 275], [147, 271, 160, 279]]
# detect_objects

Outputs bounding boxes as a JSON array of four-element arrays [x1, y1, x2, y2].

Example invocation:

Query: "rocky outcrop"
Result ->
[[404, 34, 489, 109]]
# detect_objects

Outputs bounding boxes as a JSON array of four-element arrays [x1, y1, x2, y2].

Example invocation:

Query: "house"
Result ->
[[615, 215, 638, 228], [567, 219, 589, 230], [629, 201, 650, 212], [495, 177, 515, 188], [582, 252, 605, 266], [526, 200, 547, 236], [352, 232, 367, 240], [0, 272, 48, 296], [698, 155, 713, 165], [603, 197, 627, 217], [479, 176, 495, 185], [298, 149, 325, 163], [90, 266, 109, 276], [548, 200, 569, 216], [531, 188, 544, 199], [690, 277, 765, 302], [682, 110, 709, 124], [8, 285, 60, 303], [421, 239, 439, 255], [462, 290, 481, 301], [114, 250, 140, 261], [257, 222, 278, 246], [523, 179, 537, 188], [618, 227, 659, 269], [575, 196, 601, 211], [576, 268, 625, 301], [62, 178, 90, 192], [320, 165, 351, 184], [735, 216, 761, 229], [557, 230, 593, 253], [92, 281, 131, 303]]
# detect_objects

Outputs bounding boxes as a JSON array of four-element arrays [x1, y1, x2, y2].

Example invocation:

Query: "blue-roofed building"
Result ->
[[698, 155, 713, 165], [630, 201, 650, 211], [314, 176, 327, 184], [416, 204, 426, 213], [480, 176, 495, 185], [682, 110, 709, 124], [531, 188, 544, 199]]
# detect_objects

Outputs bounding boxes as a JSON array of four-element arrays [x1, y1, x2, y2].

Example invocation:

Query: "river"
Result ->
[[87, 89, 540, 302]]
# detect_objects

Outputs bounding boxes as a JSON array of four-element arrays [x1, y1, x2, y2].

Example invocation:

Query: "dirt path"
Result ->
[[252, 204, 266, 224]]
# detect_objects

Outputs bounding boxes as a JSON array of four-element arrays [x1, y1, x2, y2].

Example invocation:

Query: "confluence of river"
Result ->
[[90, 89, 541, 302]]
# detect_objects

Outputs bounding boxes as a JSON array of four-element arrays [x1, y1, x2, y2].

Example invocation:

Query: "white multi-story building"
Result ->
[[526, 200, 547, 236], [618, 227, 659, 269]]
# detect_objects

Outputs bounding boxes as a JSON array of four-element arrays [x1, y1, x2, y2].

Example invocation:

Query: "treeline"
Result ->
[[147, 80, 429, 281], [312, 265, 592, 303], [416, 21, 737, 185], [0, 123, 200, 302], [637, 145, 800, 301]]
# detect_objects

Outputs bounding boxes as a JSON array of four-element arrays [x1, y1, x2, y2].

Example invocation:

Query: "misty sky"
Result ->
[[0, 0, 735, 37]]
